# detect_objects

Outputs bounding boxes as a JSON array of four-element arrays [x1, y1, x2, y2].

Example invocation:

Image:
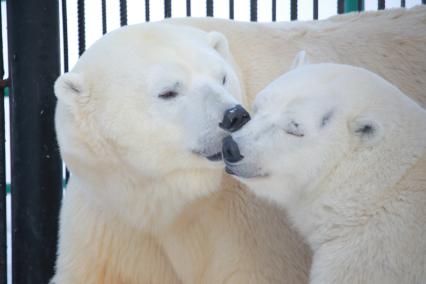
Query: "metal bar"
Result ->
[[250, 0, 257, 21], [337, 0, 344, 14], [145, 0, 150, 21], [62, 0, 69, 72], [62, 0, 70, 185], [186, 0, 191, 16], [290, 0, 297, 20], [7, 0, 63, 282], [78, 0, 85, 56], [120, 0, 127, 26], [378, 0, 385, 10], [272, 0, 276, 21], [206, 0, 213, 17], [164, 0, 171, 18], [0, 3, 6, 283], [229, 0, 234, 19], [102, 0, 107, 34], [400, 0, 405, 7], [422, 0, 425, 5], [313, 0, 318, 19], [358, 0, 363, 11]]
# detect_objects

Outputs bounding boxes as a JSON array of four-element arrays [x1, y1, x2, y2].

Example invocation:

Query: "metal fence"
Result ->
[[1, 0, 425, 283]]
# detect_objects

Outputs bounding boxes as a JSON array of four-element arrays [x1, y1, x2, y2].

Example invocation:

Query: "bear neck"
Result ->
[[286, 132, 426, 252], [68, 164, 223, 233]]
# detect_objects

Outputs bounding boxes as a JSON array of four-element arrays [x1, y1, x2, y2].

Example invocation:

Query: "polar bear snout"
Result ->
[[222, 135, 244, 163], [219, 105, 251, 132]]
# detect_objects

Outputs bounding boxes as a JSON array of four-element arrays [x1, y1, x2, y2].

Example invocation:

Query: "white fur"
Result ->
[[167, 6, 426, 108], [229, 61, 426, 284], [52, 23, 310, 283]]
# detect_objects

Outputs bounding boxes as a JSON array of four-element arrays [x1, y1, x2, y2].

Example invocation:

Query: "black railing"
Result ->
[[1, 0, 423, 283], [7, 0, 63, 283]]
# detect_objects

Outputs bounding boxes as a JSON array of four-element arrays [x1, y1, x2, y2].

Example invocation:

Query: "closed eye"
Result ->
[[159, 90, 178, 99], [222, 75, 227, 85]]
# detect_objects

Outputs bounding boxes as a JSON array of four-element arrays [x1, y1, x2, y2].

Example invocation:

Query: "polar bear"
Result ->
[[52, 23, 310, 283], [222, 57, 426, 283], [168, 5, 426, 108]]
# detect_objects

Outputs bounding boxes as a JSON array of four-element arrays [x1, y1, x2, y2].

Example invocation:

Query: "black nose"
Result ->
[[222, 136, 244, 163], [219, 105, 251, 132]]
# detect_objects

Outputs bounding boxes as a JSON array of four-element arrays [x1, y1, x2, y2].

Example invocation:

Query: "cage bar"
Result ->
[[186, 0, 191, 16], [62, 0, 70, 184], [0, 3, 6, 284], [7, 0, 63, 282], [338, 0, 344, 14], [120, 0, 127, 26], [250, 0, 257, 21], [313, 0, 318, 19], [378, 0, 385, 10], [102, 0, 107, 34], [229, 0, 234, 19], [290, 0, 297, 20], [78, 0, 85, 56], [145, 0, 150, 21], [62, 0, 69, 72], [272, 0, 276, 21], [207, 0, 213, 17], [165, 0, 172, 18]]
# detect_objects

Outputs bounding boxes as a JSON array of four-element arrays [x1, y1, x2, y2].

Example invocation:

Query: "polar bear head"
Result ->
[[223, 57, 426, 207], [55, 23, 246, 182]]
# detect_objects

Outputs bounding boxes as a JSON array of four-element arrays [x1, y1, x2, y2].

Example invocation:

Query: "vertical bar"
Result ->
[[400, 0, 405, 7], [62, 0, 69, 72], [272, 0, 276, 21], [186, 0, 191, 16], [62, 0, 70, 184], [78, 0, 85, 56], [0, 3, 6, 283], [7, 0, 63, 282], [250, 0, 257, 21], [120, 0, 127, 26], [313, 0, 318, 19], [422, 0, 425, 4], [290, 0, 297, 21], [164, 0, 171, 18], [357, 0, 363, 11], [206, 0, 213, 17], [337, 0, 344, 14], [229, 0, 234, 19], [102, 0, 107, 34], [145, 0, 150, 21], [378, 0, 385, 10]]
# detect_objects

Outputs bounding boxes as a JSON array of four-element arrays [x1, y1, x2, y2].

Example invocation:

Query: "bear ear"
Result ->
[[291, 50, 310, 69], [206, 31, 231, 59], [349, 115, 383, 146], [54, 72, 90, 106]]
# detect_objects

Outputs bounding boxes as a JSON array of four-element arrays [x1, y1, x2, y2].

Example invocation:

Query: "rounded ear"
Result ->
[[291, 50, 310, 69], [349, 115, 383, 146], [54, 72, 90, 106], [206, 31, 231, 59]]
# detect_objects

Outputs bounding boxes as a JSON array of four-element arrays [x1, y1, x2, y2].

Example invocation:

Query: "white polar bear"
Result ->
[[52, 23, 310, 283], [168, 6, 426, 108], [223, 56, 426, 284]]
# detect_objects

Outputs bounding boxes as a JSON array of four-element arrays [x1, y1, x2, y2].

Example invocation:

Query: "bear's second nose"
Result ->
[[222, 136, 244, 163], [219, 105, 250, 132]]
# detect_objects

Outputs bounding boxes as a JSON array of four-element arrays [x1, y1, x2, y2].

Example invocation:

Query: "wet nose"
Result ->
[[222, 136, 244, 163], [219, 105, 251, 132]]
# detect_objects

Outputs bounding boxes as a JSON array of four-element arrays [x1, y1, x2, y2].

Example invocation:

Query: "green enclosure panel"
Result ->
[[345, 0, 364, 12]]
